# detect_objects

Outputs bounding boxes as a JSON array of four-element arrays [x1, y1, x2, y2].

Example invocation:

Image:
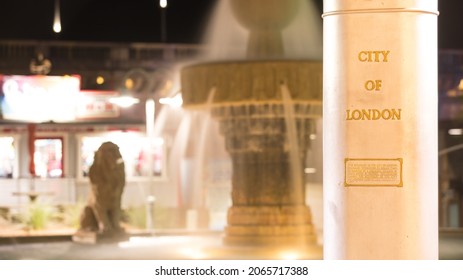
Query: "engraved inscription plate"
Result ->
[[345, 158, 403, 187]]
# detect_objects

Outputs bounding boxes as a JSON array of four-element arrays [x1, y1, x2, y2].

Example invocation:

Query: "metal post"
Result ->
[[146, 195, 156, 234], [160, 1, 167, 42]]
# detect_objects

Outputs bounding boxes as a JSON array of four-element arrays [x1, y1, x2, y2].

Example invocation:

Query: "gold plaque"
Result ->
[[344, 158, 403, 187]]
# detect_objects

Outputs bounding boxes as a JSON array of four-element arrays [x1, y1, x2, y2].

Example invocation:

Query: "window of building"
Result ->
[[79, 132, 165, 179], [34, 138, 63, 178], [0, 136, 15, 178]]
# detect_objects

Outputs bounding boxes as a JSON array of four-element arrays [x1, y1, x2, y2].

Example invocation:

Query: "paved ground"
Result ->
[[0, 235, 220, 260], [0, 231, 461, 260], [439, 231, 463, 260], [0, 231, 326, 260]]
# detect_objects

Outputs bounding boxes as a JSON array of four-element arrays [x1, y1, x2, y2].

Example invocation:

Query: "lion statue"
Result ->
[[78, 141, 125, 235]]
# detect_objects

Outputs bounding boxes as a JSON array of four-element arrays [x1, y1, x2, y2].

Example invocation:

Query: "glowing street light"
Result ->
[[109, 95, 140, 108], [53, 0, 62, 33], [160, 0, 167, 8]]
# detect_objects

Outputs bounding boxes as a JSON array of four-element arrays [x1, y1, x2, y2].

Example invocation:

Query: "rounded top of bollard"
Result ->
[[323, 0, 438, 17]]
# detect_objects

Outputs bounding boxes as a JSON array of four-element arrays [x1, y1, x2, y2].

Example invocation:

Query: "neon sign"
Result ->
[[77, 90, 120, 119], [1, 75, 80, 122]]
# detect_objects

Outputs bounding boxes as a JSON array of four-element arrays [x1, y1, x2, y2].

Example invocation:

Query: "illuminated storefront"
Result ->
[[0, 75, 170, 210], [78, 132, 165, 179]]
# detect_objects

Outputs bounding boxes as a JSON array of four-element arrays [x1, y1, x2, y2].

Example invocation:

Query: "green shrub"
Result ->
[[22, 203, 53, 230], [55, 203, 85, 228], [124, 205, 147, 229]]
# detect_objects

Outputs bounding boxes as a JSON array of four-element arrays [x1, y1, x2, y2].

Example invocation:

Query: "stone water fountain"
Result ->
[[181, 0, 322, 251]]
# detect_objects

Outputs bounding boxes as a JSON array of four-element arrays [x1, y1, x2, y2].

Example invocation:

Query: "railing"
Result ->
[[0, 177, 77, 208], [0, 177, 180, 212], [0, 40, 205, 74]]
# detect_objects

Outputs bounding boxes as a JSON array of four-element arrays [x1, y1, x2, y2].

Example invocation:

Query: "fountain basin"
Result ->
[[181, 60, 322, 108]]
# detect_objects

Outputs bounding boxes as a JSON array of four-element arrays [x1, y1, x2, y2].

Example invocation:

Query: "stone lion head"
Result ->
[[89, 141, 125, 187]]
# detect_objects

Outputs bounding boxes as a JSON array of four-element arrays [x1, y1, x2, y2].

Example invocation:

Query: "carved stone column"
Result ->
[[211, 103, 317, 245]]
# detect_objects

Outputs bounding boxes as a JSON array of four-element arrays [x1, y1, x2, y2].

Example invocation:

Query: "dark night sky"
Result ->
[[0, 0, 461, 49], [0, 0, 217, 43]]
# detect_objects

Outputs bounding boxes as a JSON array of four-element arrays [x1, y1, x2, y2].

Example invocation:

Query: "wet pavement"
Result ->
[[0, 230, 461, 260], [0, 233, 320, 260], [0, 235, 219, 260]]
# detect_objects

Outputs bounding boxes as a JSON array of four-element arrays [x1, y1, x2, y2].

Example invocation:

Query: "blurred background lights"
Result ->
[[449, 128, 463, 136], [96, 76, 105, 85], [304, 167, 317, 174], [279, 250, 300, 260], [159, 93, 183, 108], [458, 79, 463, 91], [160, 0, 167, 8], [125, 78, 134, 89], [109, 95, 139, 108]]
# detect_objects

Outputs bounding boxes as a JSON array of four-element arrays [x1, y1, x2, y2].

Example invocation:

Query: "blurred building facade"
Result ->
[[439, 50, 463, 229], [0, 39, 205, 229], [1, 40, 463, 231]]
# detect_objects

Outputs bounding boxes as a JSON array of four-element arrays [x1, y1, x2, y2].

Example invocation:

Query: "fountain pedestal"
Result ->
[[211, 102, 316, 246]]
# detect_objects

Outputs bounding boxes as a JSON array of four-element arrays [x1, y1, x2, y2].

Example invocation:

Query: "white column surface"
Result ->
[[323, 0, 438, 259]]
